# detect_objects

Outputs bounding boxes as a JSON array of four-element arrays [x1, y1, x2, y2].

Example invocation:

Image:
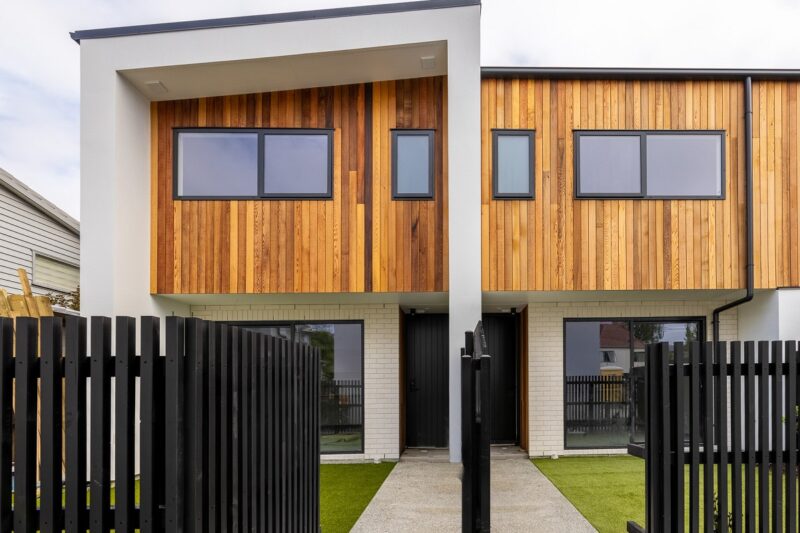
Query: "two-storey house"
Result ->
[[73, 0, 800, 462]]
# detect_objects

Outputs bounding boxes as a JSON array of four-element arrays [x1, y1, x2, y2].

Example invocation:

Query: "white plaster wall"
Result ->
[[191, 303, 400, 462], [736, 290, 780, 341], [526, 298, 738, 457], [778, 289, 800, 340]]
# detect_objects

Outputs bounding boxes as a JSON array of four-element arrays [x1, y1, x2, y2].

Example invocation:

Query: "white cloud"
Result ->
[[0, 0, 798, 220]]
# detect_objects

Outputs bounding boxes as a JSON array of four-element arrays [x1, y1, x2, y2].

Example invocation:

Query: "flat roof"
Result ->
[[481, 67, 800, 81], [71, 0, 480, 43]]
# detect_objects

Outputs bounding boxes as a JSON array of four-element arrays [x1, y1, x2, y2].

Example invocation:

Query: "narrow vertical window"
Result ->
[[492, 130, 535, 198], [392, 130, 435, 199]]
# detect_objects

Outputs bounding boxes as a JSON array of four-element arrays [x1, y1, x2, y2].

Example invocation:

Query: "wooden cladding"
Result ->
[[482, 78, 800, 291], [151, 76, 447, 294]]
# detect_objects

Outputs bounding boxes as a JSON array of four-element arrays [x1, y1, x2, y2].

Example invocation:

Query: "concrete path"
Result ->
[[351, 453, 596, 532]]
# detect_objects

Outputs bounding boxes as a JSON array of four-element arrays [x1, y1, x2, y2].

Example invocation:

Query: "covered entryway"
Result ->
[[404, 313, 449, 448]]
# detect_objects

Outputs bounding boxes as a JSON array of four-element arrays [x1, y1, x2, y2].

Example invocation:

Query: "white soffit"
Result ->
[[121, 41, 447, 101]]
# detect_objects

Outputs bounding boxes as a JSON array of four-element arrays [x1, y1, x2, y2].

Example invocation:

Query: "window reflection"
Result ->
[[565, 318, 702, 449]]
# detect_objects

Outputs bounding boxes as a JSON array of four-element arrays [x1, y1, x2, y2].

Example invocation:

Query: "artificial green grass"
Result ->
[[534, 455, 645, 533], [320, 462, 395, 533], [534, 455, 796, 533]]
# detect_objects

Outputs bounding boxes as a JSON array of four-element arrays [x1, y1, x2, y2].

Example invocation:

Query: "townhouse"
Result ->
[[73, 0, 800, 462]]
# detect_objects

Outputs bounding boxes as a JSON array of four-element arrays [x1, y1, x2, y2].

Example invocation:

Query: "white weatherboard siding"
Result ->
[[0, 183, 79, 296], [79, 3, 481, 460], [191, 303, 400, 462], [526, 297, 738, 457]]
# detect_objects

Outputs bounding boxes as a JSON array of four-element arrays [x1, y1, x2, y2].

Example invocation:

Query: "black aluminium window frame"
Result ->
[[391, 129, 436, 200], [492, 129, 536, 199], [562, 315, 706, 451], [172, 127, 334, 200], [573, 130, 726, 200], [224, 319, 365, 455]]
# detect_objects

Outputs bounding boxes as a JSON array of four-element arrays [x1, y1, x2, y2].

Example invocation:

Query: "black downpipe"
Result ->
[[712, 76, 754, 346]]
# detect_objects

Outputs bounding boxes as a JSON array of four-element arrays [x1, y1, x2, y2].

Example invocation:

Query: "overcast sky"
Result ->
[[1, 0, 799, 220]]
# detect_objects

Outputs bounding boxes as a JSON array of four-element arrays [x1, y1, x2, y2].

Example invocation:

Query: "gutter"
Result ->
[[481, 67, 800, 81], [712, 76, 754, 346]]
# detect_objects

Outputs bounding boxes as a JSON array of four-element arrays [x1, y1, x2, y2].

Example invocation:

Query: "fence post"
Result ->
[[0, 319, 11, 533]]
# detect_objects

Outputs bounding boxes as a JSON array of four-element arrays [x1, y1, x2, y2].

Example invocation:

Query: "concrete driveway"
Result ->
[[351, 452, 596, 532]]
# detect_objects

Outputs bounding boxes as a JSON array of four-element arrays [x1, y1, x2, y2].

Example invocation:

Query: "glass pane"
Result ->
[[564, 321, 632, 448], [396, 134, 431, 195], [264, 134, 329, 195], [646, 134, 722, 197], [578, 135, 641, 194], [496, 135, 532, 195], [631, 320, 701, 444], [177, 132, 258, 197], [294, 323, 363, 453]]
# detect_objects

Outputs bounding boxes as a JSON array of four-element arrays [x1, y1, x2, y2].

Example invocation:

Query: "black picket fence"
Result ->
[[565, 375, 634, 434], [320, 379, 362, 435], [628, 340, 800, 533], [461, 321, 491, 533], [0, 315, 320, 533]]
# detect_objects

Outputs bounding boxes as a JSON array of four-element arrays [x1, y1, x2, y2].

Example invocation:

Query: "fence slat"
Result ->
[[165, 317, 186, 533], [208, 322, 221, 533], [140, 316, 162, 533], [220, 325, 232, 533], [731, 342, 742, 533], [0, 319, 11, 533], [185, 318, 209, 533], [716, 341, 728, 533], [115, 316, 136, 533], [673, 342, 685, 533], [744, 341, 756, 533], [658, 343, 672, 532], [231, 328, 242, 532], [688, 341, 700, 533], [65, 316, 88, 533], [40, 317, 64, 533], [14, 318, 38, 533], [771, 341, 783, 533], [251, 333, 260, 532], [90, 316, 112, 533], [757, 341, 769, 533], [702, 342, 714, 532], [786, 341, 798, 533]]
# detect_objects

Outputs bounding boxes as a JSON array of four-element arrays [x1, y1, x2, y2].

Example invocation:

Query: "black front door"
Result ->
[[482, 313, 519, 444], [405, 314, 449, 448]]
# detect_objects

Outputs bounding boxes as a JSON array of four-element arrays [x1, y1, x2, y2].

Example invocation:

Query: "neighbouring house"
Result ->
[[72, 0, 800, 463], [0, 167, 80, 307]]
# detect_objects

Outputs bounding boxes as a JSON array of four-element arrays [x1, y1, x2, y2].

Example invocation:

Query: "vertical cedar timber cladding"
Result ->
[[150, 76, 448, 294], [482, 77, 800, 291]]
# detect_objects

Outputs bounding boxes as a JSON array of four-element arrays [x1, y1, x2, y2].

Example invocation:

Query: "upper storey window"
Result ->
[[392, 130, 435, 199], [574, 131, 724, 199], [174, 128, 333, 199], [492, 129, 535, 199]]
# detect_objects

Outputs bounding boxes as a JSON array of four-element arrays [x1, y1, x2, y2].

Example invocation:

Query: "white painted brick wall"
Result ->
[[191, 303, 400, 462], [527, 299, 738, 457]]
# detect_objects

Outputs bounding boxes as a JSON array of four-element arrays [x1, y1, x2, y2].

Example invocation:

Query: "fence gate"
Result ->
[[0, 315, 320, 533], [461, 321, 491, 532], [628, 340, 800, 533]]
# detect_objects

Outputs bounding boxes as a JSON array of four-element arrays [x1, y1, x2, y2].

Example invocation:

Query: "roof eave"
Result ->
[[481, 66, 800, 81]]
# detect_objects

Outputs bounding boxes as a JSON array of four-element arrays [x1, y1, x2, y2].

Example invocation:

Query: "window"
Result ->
[[392, 130, 434, 199], [564, 317, 703, 449], [173, 128, 333, 199], [492, 130, 535, 198], [236, 321, 364, 454], [176, 131, 259, 198], [32, 253, 79, 293], [574, 131, 724, 199], [263, 130, 332, 198]]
